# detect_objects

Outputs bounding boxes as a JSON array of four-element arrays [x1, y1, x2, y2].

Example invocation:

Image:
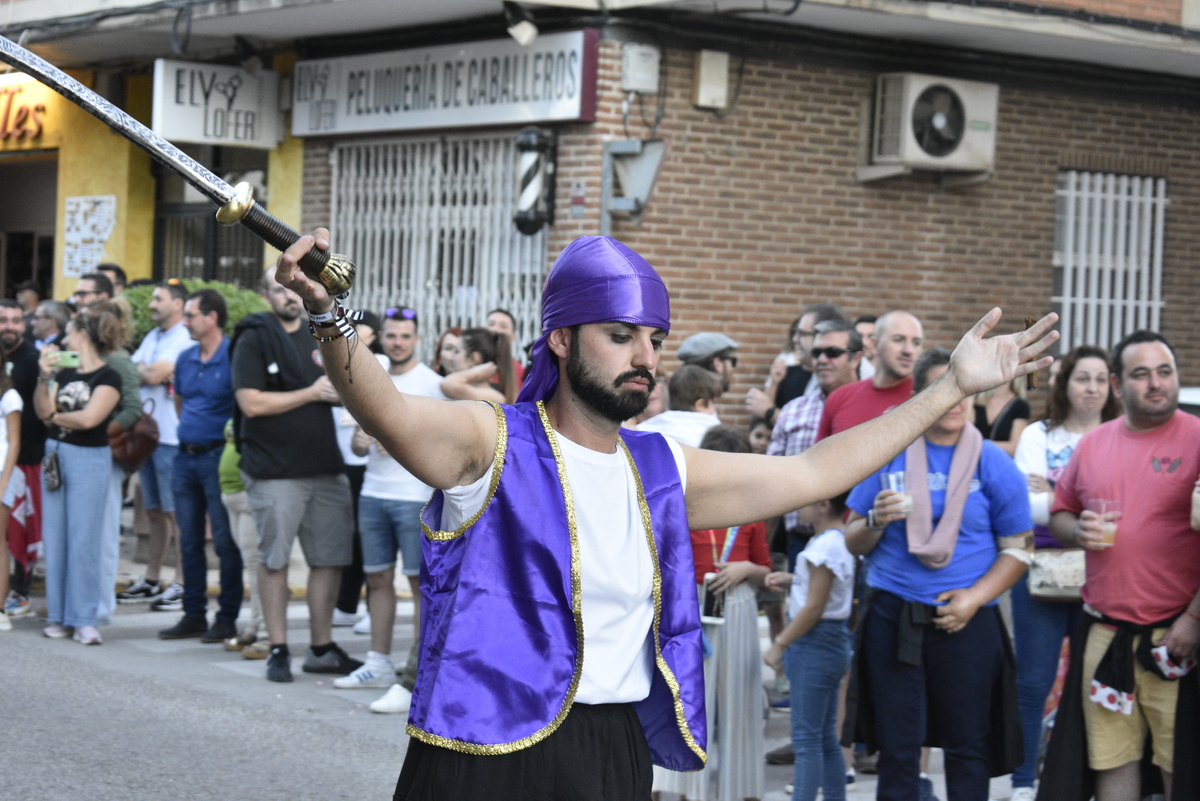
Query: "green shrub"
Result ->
[[124, 279, 269, 350]]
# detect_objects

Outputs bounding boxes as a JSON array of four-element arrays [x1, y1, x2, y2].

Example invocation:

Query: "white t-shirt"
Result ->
[[332, 405, 368, 467], [1014, 420, 1087, 526], [636, 409, 720, 448], [442, 423, 688, 705], [131, 321, 192, 445], [0, 388, 23, 468], [360, 356, 447, 502], [789, 528, 857, 621]]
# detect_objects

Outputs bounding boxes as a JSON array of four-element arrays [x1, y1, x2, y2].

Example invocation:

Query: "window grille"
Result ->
[[330, 131, 548, 363], [1052, 170, 1166, 353]]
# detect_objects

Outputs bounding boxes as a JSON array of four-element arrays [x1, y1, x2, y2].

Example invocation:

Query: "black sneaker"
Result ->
[[200, 618, 238, 644], [158, 614, 208, 639], [765, 743, 795, 765], [267, 646, 293, 683], [117, 577, 163, 604], [302, 642, 364, 674]]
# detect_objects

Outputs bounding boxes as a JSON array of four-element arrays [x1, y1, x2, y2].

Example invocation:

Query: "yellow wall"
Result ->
[[265, 51, 304, 267], [34, 71, 156, 299]]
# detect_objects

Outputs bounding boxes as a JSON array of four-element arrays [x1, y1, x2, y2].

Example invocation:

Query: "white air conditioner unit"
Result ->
[[871, 73, 998, 173]]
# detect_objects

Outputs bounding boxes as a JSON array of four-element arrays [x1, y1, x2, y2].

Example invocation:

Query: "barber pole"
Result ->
[[514, 126, 556, 235]]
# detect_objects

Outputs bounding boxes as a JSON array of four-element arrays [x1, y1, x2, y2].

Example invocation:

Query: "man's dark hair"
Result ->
[[0, 299, 21, 312], [1111, 330, 1176, 380], [487, 308, 516, 326], [15, 280, 39, 296], [813, 319, 863, 353], [699, 425, 751, 454], [854, 314, 877, 326], [668, 365, 724, 411], [79, 272, 114, 298], [186, 288, 228, 328], [800, 302, 851, 326], [913, 347, 952, 393], [159, 280, 188, 303], [96, 262, 127, 287]]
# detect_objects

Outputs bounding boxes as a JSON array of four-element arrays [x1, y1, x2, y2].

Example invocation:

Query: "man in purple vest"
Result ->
[[277, 232, 1057, 801]]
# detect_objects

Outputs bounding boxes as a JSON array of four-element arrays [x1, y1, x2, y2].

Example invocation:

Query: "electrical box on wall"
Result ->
[[621, 43, 660, 94], [692, 50, 729, 109]]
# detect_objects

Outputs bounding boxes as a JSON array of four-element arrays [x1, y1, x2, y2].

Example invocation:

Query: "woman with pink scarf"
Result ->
[[843, 347, 1034, 801]]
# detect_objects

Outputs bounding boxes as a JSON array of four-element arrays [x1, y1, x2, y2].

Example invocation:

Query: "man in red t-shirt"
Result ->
[[817, 310, 923, 440], [1049, 331, 1200, 799]]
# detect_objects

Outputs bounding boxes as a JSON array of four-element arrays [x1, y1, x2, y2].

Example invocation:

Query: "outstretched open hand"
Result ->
[[947, 309, 1059, 398], [275, 228, 333, 309]]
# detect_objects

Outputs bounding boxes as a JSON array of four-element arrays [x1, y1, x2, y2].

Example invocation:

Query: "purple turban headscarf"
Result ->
[[517, 236, 671, 403]]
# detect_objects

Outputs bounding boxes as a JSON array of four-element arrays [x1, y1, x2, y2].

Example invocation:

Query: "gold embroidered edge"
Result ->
[[404, 401, 584, 755], [619, 439, 707, 767], [421, 401, 507, 542]]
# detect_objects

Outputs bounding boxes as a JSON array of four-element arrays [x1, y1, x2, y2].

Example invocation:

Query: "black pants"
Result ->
[[863, 590, 1004, 801], [395, 703, 653, 801], [335, 464, 366, 615]]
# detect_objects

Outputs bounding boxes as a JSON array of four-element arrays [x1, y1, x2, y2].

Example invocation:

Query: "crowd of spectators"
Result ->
[[4, 267, 1199, 801]]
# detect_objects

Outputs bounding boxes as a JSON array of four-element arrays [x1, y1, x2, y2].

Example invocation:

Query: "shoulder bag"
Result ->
[[109, 398, 160, 474]]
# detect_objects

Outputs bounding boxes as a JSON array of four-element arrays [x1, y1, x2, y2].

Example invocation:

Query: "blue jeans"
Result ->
[[1009, 573, 1081, 787], [787, 618, 853, 801], [358, 495, 424, 576], [863, 590, 1004, 801], [42, 441, 113, 628], [174, 448, 242, 621]]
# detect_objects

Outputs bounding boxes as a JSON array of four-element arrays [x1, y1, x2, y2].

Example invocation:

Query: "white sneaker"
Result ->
[[369, 683, 412, 713], [0, 610, 10, 631], [353, 611, 372, 635], [333, 652, 396, 688], [332, 608, 360, 627], [1010, 788, 1037, 801]]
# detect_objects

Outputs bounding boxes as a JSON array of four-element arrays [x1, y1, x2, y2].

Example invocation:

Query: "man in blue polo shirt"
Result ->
[[158, 289, 243, 641]]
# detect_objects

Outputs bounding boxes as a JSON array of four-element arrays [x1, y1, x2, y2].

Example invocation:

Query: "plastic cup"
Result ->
[[1087, 498, 1121, 546], [885, 472, 913, 515]]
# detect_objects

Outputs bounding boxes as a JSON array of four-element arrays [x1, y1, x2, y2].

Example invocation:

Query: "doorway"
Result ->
[[0, 155, 57, 300]]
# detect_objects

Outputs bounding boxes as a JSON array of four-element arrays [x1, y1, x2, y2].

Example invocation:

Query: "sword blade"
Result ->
[[0, 34, 233, 207]]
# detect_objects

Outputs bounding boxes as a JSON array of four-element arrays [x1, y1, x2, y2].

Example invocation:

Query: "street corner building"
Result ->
[[4, 0, 1200, 401]]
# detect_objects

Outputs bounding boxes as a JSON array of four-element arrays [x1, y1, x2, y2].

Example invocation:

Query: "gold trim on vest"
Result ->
[[420, 400, 508, 542], [619, 439, 708, 766]]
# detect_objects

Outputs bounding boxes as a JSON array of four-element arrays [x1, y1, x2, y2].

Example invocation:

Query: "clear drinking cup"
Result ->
[[885, 472, 913, 516], [1087, 498, 1121, 546]]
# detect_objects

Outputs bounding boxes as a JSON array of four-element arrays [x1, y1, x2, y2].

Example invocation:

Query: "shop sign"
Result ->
[[0, 74, 52, 147], [152, 59, 283, 149], [291, 29, 598, 137]]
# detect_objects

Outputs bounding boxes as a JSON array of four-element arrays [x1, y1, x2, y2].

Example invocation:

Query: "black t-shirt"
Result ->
[[774, 364, 813, 411], [50, 365, 123, 448], [974, 397, 1032, 442], [231, 318, 342, 480], [7, 338, 46, 465]]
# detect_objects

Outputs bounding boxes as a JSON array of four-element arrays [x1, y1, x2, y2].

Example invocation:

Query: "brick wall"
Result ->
[[300, 39, 1200, 426]]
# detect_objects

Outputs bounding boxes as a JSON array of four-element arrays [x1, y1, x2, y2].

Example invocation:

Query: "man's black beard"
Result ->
[[0, 331, 21, 353], [565, 335, 655, 423]]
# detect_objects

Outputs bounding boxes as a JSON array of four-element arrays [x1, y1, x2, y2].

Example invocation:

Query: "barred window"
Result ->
[[331, 131, 548, 361], [1052, 170, 1167, 353]]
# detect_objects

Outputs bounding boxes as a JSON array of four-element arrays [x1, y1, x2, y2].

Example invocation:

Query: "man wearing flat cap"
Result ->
[[275, 231, 1058, 801], [677, 331, 739, 393]]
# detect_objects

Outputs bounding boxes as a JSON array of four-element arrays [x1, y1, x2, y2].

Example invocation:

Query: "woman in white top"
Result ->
[[762, 490, 857, 801], [0, 350, 21, 632], [1008, 345, 1121, 799]]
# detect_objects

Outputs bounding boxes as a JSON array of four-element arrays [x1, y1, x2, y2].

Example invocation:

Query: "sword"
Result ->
[[0, 34, 354, 294]]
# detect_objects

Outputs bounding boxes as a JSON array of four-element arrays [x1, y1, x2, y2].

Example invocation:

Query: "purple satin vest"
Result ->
[[407, 401, 707, 772]]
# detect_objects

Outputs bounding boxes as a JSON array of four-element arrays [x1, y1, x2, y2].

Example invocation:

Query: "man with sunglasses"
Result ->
[[276, 231, 1056, 801]]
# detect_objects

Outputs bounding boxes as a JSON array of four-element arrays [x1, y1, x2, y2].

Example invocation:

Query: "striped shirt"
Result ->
[[767, 388, 825, 531]]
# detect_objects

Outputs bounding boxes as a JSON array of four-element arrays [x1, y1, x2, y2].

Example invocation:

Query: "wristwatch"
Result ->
[[866, 509, 885, 531]]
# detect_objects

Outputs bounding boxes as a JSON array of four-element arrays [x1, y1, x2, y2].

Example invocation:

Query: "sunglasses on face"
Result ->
[[722, 355, 738, 368], [812, 346, 860, 361]]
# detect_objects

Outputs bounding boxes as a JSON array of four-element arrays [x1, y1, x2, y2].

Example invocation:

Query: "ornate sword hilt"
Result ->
[[216, 182, 356, 295]]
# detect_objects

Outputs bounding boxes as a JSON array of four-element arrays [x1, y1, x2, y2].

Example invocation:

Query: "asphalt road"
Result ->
[[0, 603, 412, 801]]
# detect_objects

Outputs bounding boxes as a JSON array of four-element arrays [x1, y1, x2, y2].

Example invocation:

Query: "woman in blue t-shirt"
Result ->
[[844, 347, 1034, 801]]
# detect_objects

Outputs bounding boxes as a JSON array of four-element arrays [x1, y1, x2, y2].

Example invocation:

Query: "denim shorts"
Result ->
[[140, 443, 179, 512], [358, 495, 424, 576]]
